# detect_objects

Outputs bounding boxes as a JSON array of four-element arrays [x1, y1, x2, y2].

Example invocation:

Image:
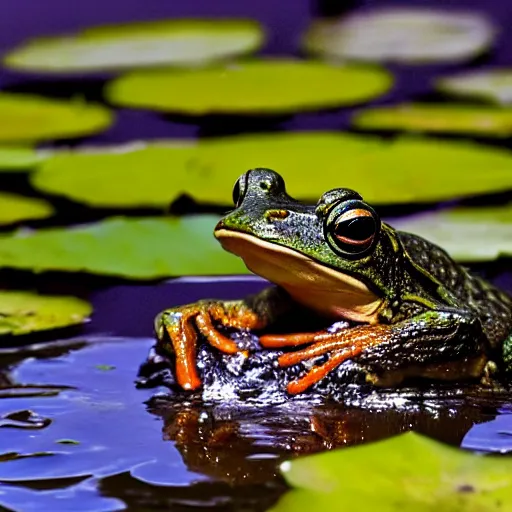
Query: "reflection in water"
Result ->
[[0, 335, 510, 511], [149, 392, 504, 487]]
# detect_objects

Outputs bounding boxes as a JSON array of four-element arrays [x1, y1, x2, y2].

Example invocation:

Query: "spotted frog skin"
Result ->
[[155, 168, 512, 395]]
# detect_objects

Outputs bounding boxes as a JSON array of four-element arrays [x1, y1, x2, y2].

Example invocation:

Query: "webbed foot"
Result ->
[[260, 325, 393, 394], [155, 301, 265, 391]]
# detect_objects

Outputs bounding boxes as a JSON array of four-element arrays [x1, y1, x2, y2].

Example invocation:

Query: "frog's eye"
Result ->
[[334, 210, 376, 248], [325, 201, 380, 256], [232, 175, 247, 208]]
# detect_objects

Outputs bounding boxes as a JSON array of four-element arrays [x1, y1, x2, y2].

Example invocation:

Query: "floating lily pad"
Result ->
[[32, 141, 198, 208], [32, 133, 512, 207], [389, 204, 512, 262], [0, 147, 50, 171], [352, 104, 512, 137], [4, 19, 264, 73], [437, 69, 512, 105], [0, 93, 113, 143], [0, 216, 247, 279], [272, 432, 512, 512], [105, 60, 393, 115], [302, 8, 496, 64], [0, 291, 92, 336], [0, 192, 54, 225]]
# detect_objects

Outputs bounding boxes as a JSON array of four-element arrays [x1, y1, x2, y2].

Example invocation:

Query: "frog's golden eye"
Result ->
[[334, 209, 375, 247], [325, 202, 380, 257]]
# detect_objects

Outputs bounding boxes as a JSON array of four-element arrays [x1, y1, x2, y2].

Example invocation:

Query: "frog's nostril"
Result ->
[[264, 209, 289, 222]]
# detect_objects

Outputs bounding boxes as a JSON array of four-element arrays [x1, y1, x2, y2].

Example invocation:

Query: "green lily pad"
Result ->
[[31, 133, 512, 207], [32, 141, 198, 208], [4, 19, 264, 73], [272, 432, 512, 512], [0, 147, 50, 171], [105, 59, 393, 115], [389, 204, 512, 262], [0, 291, 92, 336], [437, 69, 512, 105], [0, 93, 113, 143], [352, 104, 512, 137], [0, 216, 247, 279], [0, 192, 54, 225], [302, 8, 496, 64]]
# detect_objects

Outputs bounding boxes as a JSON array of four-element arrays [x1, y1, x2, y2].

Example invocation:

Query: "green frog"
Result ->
[[155, 168, 512, 395]]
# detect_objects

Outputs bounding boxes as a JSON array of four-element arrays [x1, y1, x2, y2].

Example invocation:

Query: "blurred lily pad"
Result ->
[[32, 141, 197, 208], [105, 60, 393, 115], [0, 193, 54, 225], [0, 93, 113, 143], [4, 19, 264, 73], [389, 204, 512, 262], [0, 147, 50, 171], [0, 291, 92, 336], [272, 432, 512, 512], [437, 69, 512, 105], [0, 216, 247, 279], [352, 104, 512, 137], [302, 8, 496, 64], [32, 133, 512, 207]]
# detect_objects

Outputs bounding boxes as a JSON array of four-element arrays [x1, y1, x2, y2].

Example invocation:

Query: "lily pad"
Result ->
[[105, 60, 393, 115], [272, 432, 512, 512], [389, 204, 512, 262], [32, 141, 198, 208], [32, 133, 512, 207], [0, 147, 50, 171], [352, 104, 512, 137], [0, 216, 247, 279], [0, 93, 113, 143], [0, 291, 92, 336], [4, 19, 264, 73], [437, 69, 512, 105], [302, 8, 496, 64], [0, 192, 54, 225]]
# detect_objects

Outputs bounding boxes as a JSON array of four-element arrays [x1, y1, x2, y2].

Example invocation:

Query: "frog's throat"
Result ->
[[215, 229, 383, 323]]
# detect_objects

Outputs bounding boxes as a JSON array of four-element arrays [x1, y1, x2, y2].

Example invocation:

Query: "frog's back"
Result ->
[[397, 231, 512, 349]]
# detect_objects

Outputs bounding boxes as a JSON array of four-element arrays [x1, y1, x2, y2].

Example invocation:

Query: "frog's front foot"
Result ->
[[155, 300, 265, 391], [260, 327, 379, 394]]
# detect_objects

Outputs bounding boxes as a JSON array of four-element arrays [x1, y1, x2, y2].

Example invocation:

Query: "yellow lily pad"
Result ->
[[437, 69, 512, 105], [389, 204, 512, 262], [302, 7, 496, 64], [0, 93, 113, 143], [4, 19, 264, 73], [105, 59, 393, 115], [352, 104, 512, 137], [0, 192, 54, 226], [0, 291, 92, 336], [0, 147, 50, 171], [0, 216, 247, 279], [272, 432, 512, 512], [31, 133, 512, 207]]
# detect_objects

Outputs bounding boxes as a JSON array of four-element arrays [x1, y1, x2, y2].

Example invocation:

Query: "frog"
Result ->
[[154, 168, 512, 395]]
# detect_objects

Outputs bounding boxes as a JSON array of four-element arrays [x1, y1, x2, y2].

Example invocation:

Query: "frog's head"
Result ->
[[214, 169, 403, 321]]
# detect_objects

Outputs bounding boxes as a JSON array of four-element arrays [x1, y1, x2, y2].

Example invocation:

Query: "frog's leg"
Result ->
[[155, 286, 293, 391], [260, 309, 488, 394]]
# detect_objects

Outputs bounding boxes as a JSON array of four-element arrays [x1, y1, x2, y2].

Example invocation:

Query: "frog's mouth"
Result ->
[[215, 229, 383, 323]]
